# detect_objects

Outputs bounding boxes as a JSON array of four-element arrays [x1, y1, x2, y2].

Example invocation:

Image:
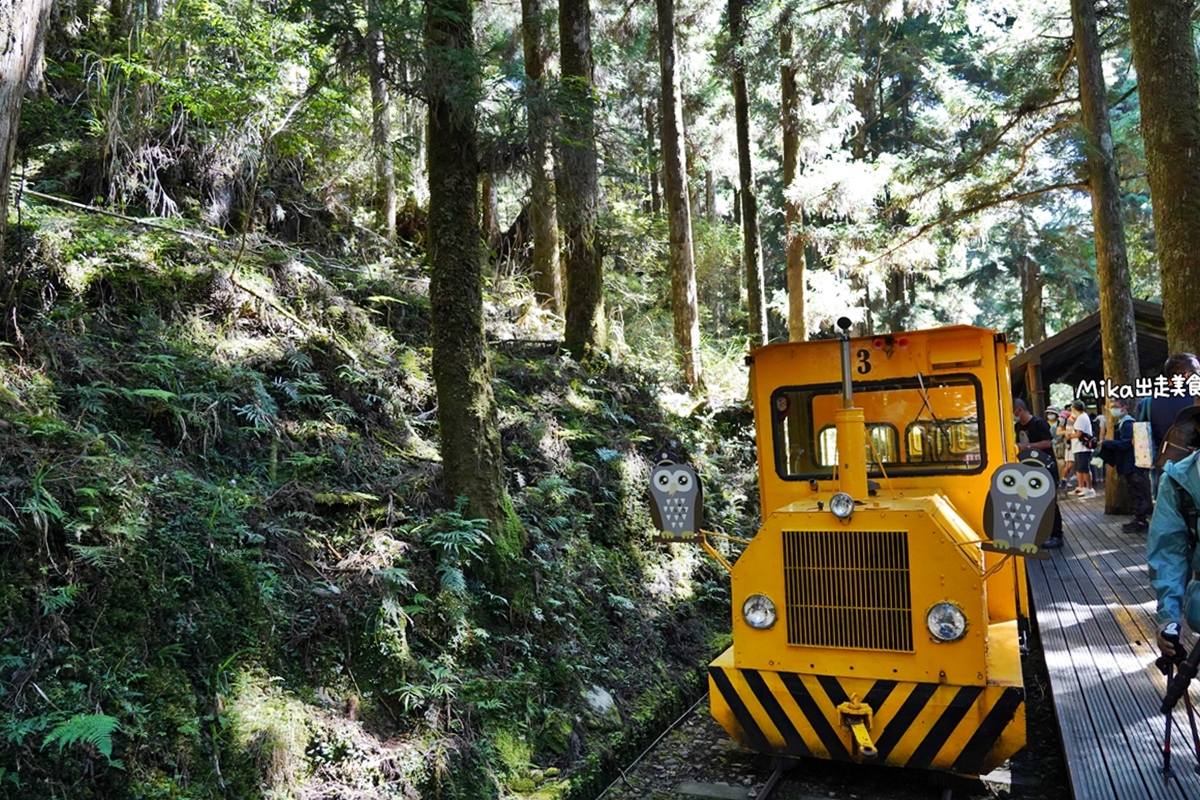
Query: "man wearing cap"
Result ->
[[1013, 398, 1064, 549], [1148, 403, 1200, 658]]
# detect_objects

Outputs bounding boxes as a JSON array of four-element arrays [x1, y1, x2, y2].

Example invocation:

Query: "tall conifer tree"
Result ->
[[1072, 0, 1138, 515], [521, 0, 562, 312], [1070, 0, 1138, 387], [0, 0, 52, 275], [425, 0, 511, 537], [559, 0, 605, 358], [657, 0, 702, 388], [728, 0, 767, 349], [781, 18, 805, 342], [367, 0, 396, 240], [1127, 0, 1200, 354]]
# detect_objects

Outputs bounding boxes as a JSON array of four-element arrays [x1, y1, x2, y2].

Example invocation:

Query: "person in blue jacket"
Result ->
[[1148, 404, 1200, 658], [1097, 395, 1151, 532]]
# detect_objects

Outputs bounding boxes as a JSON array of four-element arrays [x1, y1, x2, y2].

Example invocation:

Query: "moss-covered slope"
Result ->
[[0, 204, 755, 798]]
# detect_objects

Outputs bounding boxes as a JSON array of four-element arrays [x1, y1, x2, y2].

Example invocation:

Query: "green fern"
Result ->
[[119, 387, 179, 403], [66, 543, 122, 568], [39, 583, 85, 616], [43, 713, 120, 761]]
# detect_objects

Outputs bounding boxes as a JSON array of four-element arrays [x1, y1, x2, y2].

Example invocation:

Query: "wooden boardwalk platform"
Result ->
[[1026, 486, 1200, 799]]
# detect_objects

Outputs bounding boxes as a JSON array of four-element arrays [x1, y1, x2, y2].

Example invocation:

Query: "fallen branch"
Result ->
[[17, 187, 225, 243]]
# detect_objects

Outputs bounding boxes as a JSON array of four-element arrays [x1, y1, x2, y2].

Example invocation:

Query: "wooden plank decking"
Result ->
[[1025, 486, 1200, 799]]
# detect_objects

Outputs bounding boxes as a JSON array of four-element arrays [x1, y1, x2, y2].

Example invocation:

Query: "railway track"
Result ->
[[593, 629, 1068, 800], [593, 697, 1006, 800]]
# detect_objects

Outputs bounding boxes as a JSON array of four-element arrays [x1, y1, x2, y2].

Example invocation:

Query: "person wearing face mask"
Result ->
[[1148, 403, 1200, 660], [1057, 406, 1076, 489], [1013, 398, 1064, 549], [1066, 400, 1096, 499], [1097, 395, 1151, 532]]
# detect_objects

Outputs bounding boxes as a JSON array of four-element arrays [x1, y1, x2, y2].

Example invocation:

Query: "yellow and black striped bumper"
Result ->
[[708, 652, 1024, 776]]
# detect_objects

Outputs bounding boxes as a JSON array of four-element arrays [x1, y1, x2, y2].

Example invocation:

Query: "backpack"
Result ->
[[1157, 404, 1200, 468], [1163, 474, 1199, 563]]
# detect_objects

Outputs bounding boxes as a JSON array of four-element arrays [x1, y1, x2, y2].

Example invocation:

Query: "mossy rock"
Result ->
[[538, 709, 575, 756], [510, 777, 537, 792], [582, 685, 623, 731]]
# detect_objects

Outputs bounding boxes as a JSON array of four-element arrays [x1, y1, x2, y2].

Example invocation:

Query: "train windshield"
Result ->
[[770, 374, 985, 479]]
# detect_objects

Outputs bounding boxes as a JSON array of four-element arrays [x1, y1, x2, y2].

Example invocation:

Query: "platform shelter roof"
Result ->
[[1010, 298, 1168, 417]]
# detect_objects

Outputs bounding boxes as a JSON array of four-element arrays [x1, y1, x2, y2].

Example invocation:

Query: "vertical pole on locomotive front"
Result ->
[[835, 317, 868, 500]]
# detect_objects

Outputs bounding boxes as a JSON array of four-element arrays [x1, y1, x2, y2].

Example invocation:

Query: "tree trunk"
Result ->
[[1072, 0, 1139, 387], [850, 77, 876, 161], [1127, 0, 1200, 355], [425, 0, 511, 541], [656, 0, 702, 389], [481, 172, 500, 254], [559, 0, 605, 358], [367, 5, 396, 241], [644, 102, 661, 213], [688, 161, 700, 222], [521, 0, 562, 313], [705, 169, 715, 224], [0, 0, 52, 280], [781, 21, 805, 342], [1018, 254, 1046, 346], [851, 272, 873, 336], [108, 0, 131, 41], [1072, 0, 1139, 516], [886, 269, 910, 332], [848, 54, 877, 323], [729, 0, 767, 350]]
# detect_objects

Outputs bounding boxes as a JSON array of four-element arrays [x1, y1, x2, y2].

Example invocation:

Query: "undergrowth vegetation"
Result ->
[[0, 201, 757, 798]]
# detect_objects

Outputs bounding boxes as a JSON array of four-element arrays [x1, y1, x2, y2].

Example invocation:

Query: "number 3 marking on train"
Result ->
[[856, 349, 872, 374]]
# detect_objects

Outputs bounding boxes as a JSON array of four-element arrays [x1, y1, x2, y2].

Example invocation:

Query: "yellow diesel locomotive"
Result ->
[[698, 322, 1029, 778]]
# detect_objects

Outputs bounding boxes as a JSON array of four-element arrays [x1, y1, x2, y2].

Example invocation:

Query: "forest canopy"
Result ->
[[7, 0, 1175, 347]]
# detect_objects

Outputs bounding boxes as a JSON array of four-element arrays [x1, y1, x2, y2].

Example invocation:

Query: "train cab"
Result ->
[[707, 323, 1027, 777]]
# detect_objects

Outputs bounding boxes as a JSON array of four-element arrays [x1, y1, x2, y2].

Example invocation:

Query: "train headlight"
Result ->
[[742, 594, 777, 630], [829, 492, 855, 519], [926, 602, 967, 642]]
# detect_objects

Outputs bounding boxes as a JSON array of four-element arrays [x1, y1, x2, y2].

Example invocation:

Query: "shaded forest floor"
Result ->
[[0, 201, 759, 798]]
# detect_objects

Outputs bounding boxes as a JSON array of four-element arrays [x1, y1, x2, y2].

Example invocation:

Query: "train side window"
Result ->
[[907, 423, 932, 462], [904, 418, 981, 464], [817, 426, 837, 467], [945, 422, 980, 456], [815, 423, 899, 467]]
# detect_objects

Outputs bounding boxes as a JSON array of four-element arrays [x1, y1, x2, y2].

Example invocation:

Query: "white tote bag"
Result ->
[[1133, 421, 1154, 469]]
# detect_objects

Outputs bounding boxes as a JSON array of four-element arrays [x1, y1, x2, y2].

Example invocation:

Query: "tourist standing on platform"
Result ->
[[1014, 398, 1064, 549], [1098, 396, 1151, 532], [1067, 400, 1096, 498], [1140, 353, 1200, 500], [1047, 408, 1065, 486], [1057, 407, 1074, 489], [1093, 406, 1107, 487], [1148, 405, 1200, 658]]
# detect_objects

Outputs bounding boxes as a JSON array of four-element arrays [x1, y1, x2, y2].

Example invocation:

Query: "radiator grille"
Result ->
[[782, 529, 913, 652]]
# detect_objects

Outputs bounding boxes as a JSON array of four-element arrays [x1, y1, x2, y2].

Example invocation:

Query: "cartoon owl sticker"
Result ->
[[982, 463, 1056, 559], [648, 452, 704, 542]]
